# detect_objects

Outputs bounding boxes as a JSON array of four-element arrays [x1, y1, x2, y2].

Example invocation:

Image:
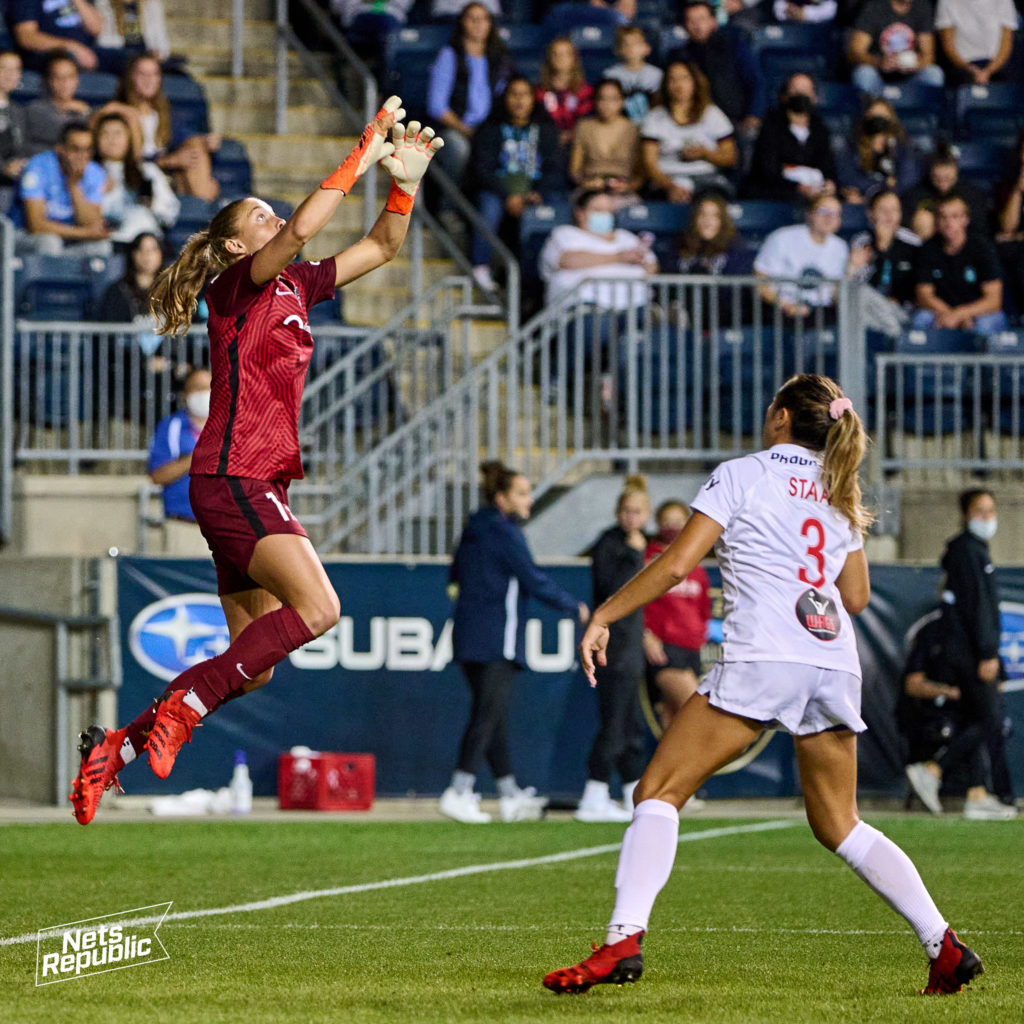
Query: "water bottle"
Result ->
[[230, 750, 252, 815]]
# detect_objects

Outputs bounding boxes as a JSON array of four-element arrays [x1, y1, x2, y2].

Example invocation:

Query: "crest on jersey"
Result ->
[[795, 588, 840, 640]]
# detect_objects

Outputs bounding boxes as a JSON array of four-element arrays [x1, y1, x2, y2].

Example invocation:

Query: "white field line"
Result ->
[[0, 820, 794, 948]]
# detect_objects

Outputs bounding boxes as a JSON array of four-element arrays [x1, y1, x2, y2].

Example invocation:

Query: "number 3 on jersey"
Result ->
[[799, 517, 826, 588]]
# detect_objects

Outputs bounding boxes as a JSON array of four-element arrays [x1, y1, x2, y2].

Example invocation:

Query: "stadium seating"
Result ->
[[542, 2, 620, 34], [726, 201, 801, 243], [876, 80, 946, 137], [15, 253, 126, 321], [894, 327, 981, 432], [717, 326, 779, 434], [75, 71, 119, 106], [984, 329, 1024, 433], [750, 23, 836, 84], [519, 200, 572, 295], [163, 74, 211, 136], [657, 25, 688, 66], [955, 83, 1024, 142], [211, 138, 252, 197], [500, 23, 548, 83], [12, 70, 41, 103], [567, 24, 617, 84], [954, 140, 1015, 190], [817, 81, 861, 137], [383, 26, 451, 118], [615, 201, 690, 266]]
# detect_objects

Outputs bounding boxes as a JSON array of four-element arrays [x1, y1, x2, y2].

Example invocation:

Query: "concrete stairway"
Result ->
[[164, 1, 468, 328]]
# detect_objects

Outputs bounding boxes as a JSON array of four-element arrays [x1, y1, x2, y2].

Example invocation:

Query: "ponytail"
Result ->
[[480, 459, 519, 503], [150, 198, 249, 335], [774, 374, 875, 535]]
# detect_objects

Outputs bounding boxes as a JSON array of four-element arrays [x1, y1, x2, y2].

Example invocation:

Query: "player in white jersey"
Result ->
[[543, 374, 983, 999]]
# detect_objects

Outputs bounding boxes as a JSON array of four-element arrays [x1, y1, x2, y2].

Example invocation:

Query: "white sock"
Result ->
[[605, 798, 679, 945], [835, 821, 948, 957], [451, 770, 475, 795], [621, 779, 638, 811], [581, 779, 609, 807], [182, 689, 209, 718], [496, 774, 519, 799]]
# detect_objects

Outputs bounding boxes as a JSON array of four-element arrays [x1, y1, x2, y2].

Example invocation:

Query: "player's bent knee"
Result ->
[[301, 591, 341, 637]]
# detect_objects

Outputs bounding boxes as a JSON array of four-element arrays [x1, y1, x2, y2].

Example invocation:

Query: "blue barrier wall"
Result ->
[[117, 558, 1024, 801]]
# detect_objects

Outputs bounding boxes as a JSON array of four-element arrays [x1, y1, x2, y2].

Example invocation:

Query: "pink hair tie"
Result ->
[[829, 397, 853, 421]]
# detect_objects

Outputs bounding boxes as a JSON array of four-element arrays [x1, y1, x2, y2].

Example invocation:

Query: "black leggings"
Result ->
[[455, 660, 519, 779], [587, 669, 648, 785], [938, 675, 1001, 790]]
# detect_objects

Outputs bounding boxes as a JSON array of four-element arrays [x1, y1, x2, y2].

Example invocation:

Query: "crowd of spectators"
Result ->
[[344, 0, 1024, 331]]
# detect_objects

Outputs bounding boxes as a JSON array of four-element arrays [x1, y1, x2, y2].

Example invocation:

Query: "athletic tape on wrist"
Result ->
[[385, 182, 415, 215]]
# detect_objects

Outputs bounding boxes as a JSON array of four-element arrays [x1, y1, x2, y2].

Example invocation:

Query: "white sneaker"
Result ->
[[905, 762, 943, 815], [964, 795, 1019, 821], [472, 265, 498, 292], [439, 786, 491, 823], [499, 786, 547, 822], [574, 796, 633, 823]]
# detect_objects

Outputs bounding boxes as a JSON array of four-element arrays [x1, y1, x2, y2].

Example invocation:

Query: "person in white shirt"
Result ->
[[539, 187, 657, 312], [543, 372, 985, 1000], [754, 194, 849, 317], [936, 0, 1018, 84]]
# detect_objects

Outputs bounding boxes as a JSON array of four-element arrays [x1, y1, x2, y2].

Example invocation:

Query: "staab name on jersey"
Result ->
[[788, 477, 829, 503]]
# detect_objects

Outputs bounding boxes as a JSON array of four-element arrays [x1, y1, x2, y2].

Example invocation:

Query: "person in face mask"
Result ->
[[146, 367, 211, 548], [905, 488, 1018, 819], [744, 72, 838, 203], [641, 500, 711, 740]]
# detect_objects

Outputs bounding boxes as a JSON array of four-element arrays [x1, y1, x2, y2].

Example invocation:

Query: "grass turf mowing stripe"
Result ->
[[0, 819, 795, 948]]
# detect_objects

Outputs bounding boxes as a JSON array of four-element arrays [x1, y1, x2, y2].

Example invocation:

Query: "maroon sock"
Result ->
[[165, 606, 315, 715], [124, 701, 159, 758]]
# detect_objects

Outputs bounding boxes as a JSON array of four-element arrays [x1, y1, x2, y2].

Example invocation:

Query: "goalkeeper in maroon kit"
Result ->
[[70, 96, 443, 824]]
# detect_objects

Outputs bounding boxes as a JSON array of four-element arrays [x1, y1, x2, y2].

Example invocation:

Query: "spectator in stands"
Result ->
[[147, 367, 211, 547], [97, 53, 221, 201], [994, 132, 1024, 314], [464, 76, 566, 293], [667, 1, 765, 138], [718, 0, 770, 31], [901, 147, 989, 235], [25, 49, 92, 154], [838, 98, 918, 204], [640, 61, 737, 204], [331, 1, 412, 84], [848, 0, 945, 95], [602, 24, 662, 126], [568, 77, 642, 204], [913, 194, 1007, 333], [676, 193, 748, 274], [754, 194, 849, 318], [95, 0, 172, 66], [97, 228, 163, 320], [94, 111, 178, 243], [745, 73, 838, 202], [772, 0, 837, 21], [9, 0, 106, 72], [847, 188, 921, 336], [426, 2, 515, 188], [936, 0, 1018, 85], [14, 120, 112, 255], [0, 52, 31, 188], [539, 187, 657, 318], [536, 37, 594, 148]]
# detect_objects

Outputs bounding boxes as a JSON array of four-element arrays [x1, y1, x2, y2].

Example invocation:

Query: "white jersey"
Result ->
[[689, 443, 864, 676]]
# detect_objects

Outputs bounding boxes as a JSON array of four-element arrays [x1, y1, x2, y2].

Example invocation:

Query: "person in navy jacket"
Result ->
[[440, 459, 589, 824]]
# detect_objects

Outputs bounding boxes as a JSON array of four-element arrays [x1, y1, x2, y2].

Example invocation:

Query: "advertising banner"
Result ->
[[117, 558, 1024, 800]]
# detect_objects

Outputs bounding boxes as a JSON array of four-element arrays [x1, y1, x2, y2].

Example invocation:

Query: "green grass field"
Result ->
[[2, 814, 1020, 1024]]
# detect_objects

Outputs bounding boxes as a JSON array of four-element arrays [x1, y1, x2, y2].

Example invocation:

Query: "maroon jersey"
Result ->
[[191, 254, 337, 481]]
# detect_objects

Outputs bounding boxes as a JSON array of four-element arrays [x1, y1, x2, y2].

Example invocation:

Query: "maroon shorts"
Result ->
[[189, 475, 309, 595]]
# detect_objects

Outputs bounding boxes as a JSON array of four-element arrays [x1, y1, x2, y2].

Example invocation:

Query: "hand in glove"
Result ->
[[321, 95, 406, 194], [380, 120, 445, 213]]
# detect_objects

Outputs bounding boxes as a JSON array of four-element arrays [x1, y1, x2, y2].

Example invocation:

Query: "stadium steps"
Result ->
[[165, 12, 485, 333]]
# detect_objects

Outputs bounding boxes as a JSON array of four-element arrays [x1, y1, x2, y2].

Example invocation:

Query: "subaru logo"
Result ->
[[128, 594, 230, 682]]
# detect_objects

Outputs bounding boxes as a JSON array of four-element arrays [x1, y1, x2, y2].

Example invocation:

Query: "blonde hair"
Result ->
[[773, 374, 875, 535], [540, 36, 586, 92], [150, 198, 249, 335], [616, 473, 649, 512]]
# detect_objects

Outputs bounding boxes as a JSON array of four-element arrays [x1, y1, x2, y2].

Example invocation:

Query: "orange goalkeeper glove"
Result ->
[[320, 95, 406, 194]]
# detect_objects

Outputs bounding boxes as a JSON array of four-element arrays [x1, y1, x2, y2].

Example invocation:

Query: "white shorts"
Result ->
[[697, 660, 866, 736]]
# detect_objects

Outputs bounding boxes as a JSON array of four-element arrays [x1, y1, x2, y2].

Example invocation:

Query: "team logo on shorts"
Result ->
[[795, 588, 840, 641]]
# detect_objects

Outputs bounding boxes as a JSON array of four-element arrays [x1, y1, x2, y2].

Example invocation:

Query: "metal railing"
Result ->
[[1, 217, 14, 544], [874, 351, 1024, 486], [304, 274, 869, 555]]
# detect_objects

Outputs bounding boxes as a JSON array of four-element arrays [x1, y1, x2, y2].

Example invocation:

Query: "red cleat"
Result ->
[[69, 726, 127, 825], [921, 928, 984, 994], [146, 690, 201, 779], [543, 931, 644, 994]]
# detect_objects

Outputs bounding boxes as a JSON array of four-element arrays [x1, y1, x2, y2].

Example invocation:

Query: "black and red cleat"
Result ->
[[543, 931, 644, 994], [69, 726, 127, 825], [147, 690, 201, 779], [921, 928, 984, 994]]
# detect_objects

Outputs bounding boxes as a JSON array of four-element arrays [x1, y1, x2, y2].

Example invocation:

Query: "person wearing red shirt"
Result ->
[[535, 36, 593, 147], [642, 500, 711, 732], [69, 96, 444, 825]]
